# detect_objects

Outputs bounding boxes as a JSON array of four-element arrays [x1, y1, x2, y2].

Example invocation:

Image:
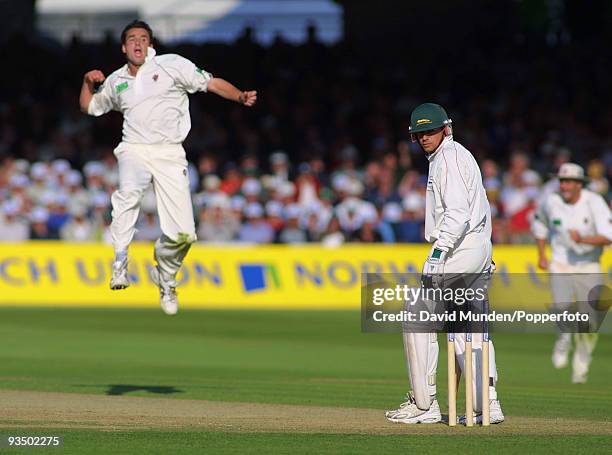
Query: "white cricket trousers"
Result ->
[[111, 142, 196, 282], [404, 232, 499, 412]]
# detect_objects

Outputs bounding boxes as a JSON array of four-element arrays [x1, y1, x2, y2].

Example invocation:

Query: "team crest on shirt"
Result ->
[[152, 74, 159, 82]]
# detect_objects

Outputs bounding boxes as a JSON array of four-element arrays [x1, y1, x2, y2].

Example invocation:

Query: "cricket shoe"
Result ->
[[458, 399, 505, 425], [385, 392, 416, 418], [386, 391, 442, 424], [150, 267, 179, 315], [571, 371, 588, 384], [109, 259, 130, 290], [552, 334, 571, 369]]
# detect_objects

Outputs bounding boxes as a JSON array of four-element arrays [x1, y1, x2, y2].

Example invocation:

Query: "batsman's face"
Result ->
[[417, 127, 445, 153], [559, 179, 582, 203], [122, 28, 151, 66]]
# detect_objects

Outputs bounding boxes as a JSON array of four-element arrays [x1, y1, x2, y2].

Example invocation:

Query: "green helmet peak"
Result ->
[[409, 103, 452, 134]]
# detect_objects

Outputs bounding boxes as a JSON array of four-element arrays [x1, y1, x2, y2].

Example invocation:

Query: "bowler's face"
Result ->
[[417, 127, 445, 153], [122, 28, 151, 66]]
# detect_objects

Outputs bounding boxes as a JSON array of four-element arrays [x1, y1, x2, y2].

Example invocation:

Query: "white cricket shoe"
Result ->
[[385, 391, 442, 424], [151, 267, 178, 315], [385, 392, 414, 418], [552, 334, 571, 369], [109, 259, 129, 290], [458, 399, 505, 425]]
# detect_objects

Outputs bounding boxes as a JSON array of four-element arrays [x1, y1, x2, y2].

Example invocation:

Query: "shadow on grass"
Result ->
[[105, 384, 184, 396]]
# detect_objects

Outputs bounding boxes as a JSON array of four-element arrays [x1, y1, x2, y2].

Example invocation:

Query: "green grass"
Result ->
[[2, 431, 611, 455], [0, 308, 610, 453]]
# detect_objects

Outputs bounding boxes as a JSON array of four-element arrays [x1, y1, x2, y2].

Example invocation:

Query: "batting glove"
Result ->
[[421, 245, 447, 289]]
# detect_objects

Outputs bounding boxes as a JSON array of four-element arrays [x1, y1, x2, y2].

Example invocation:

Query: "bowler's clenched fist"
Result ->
[[84, 70, 106, 86], [239, 90, 257, 107]]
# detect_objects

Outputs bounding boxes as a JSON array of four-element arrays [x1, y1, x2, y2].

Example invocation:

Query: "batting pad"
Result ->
[[403, 331, 438, 410]]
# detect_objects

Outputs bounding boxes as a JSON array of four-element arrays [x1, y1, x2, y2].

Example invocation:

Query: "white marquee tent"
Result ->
[[37, 0, 343, 45]]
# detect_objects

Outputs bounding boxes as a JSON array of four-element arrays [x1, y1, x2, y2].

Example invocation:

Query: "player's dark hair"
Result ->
[[121, 20, 154, 44]]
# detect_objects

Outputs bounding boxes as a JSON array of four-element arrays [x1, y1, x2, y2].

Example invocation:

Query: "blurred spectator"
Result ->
[[241, 177, 262, 203], [265, 200, 285, 234], [60, 205, 95, 241], [269, 152, 290, 181], [135, 209, 163, 241], [587, 160, 609, 196], [396, 193, 425, 242], [220, 163, 242, 195], [240, 153, 260, 177], [238, 203, 275, 243], [0, 202, 29, 241], [352, 220, 382, 243], [301, 201, 331, 242], [47, 194, 71, 238], [279, 203, 306, 243], [295, 163, 320, 207], [198, 154, 219, 177], [197, 194, 240, 242], [29, 207, 52, 240], [321, 217, 345, 247]]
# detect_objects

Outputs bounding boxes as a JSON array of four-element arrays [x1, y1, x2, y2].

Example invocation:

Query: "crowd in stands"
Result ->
[[1, 26, 611, 244]]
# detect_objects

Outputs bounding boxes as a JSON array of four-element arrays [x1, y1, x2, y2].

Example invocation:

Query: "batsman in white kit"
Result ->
[[79, 20, 257, 314], [385, 103, 504, 424], [532, 163, 612, 383]]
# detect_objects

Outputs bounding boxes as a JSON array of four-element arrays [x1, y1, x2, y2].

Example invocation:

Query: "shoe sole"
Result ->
[[387, 416, 442, 424], [552, 358, 568, 369]]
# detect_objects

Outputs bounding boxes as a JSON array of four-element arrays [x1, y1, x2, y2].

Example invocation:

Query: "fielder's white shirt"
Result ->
[[87, 48, 212, 144], [425, 135, 492, 252], [532, 189, 612, 265]]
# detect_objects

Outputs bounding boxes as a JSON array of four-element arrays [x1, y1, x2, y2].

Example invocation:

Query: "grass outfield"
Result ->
[[0, 308, 610, 454]]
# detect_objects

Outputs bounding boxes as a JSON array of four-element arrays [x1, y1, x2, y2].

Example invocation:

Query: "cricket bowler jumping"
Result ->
[[385, 103, 504, 424], [79, 20, 257, 314]]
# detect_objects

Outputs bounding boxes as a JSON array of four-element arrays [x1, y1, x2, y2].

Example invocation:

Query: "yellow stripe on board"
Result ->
[[0, 242, 610, 309]]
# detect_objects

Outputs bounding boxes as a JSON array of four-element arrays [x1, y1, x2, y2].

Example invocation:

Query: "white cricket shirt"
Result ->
[[425, 135, 492, 252], [87, 48, 212, 144], [532, 189, 612, 265]]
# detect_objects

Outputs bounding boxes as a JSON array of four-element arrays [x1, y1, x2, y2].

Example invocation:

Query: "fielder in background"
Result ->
[[79, 20, 257, 315], [385, 103, 504, 425], [532, 163, 612, 383]]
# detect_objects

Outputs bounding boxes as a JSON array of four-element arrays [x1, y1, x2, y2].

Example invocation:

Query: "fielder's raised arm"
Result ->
[[207, 78, 257, 106]]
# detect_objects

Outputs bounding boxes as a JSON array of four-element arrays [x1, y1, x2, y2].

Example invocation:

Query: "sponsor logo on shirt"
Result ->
[[115, 81, 128, 94]]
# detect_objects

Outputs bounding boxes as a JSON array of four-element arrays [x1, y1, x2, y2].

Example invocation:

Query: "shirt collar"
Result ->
[[117, 47, 157, 79], [426, 134, 453, 161], [145, 46, 156, 62]]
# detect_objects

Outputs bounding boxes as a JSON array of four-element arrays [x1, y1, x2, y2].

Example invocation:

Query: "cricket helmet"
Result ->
[[409, 103, 452, 134]]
